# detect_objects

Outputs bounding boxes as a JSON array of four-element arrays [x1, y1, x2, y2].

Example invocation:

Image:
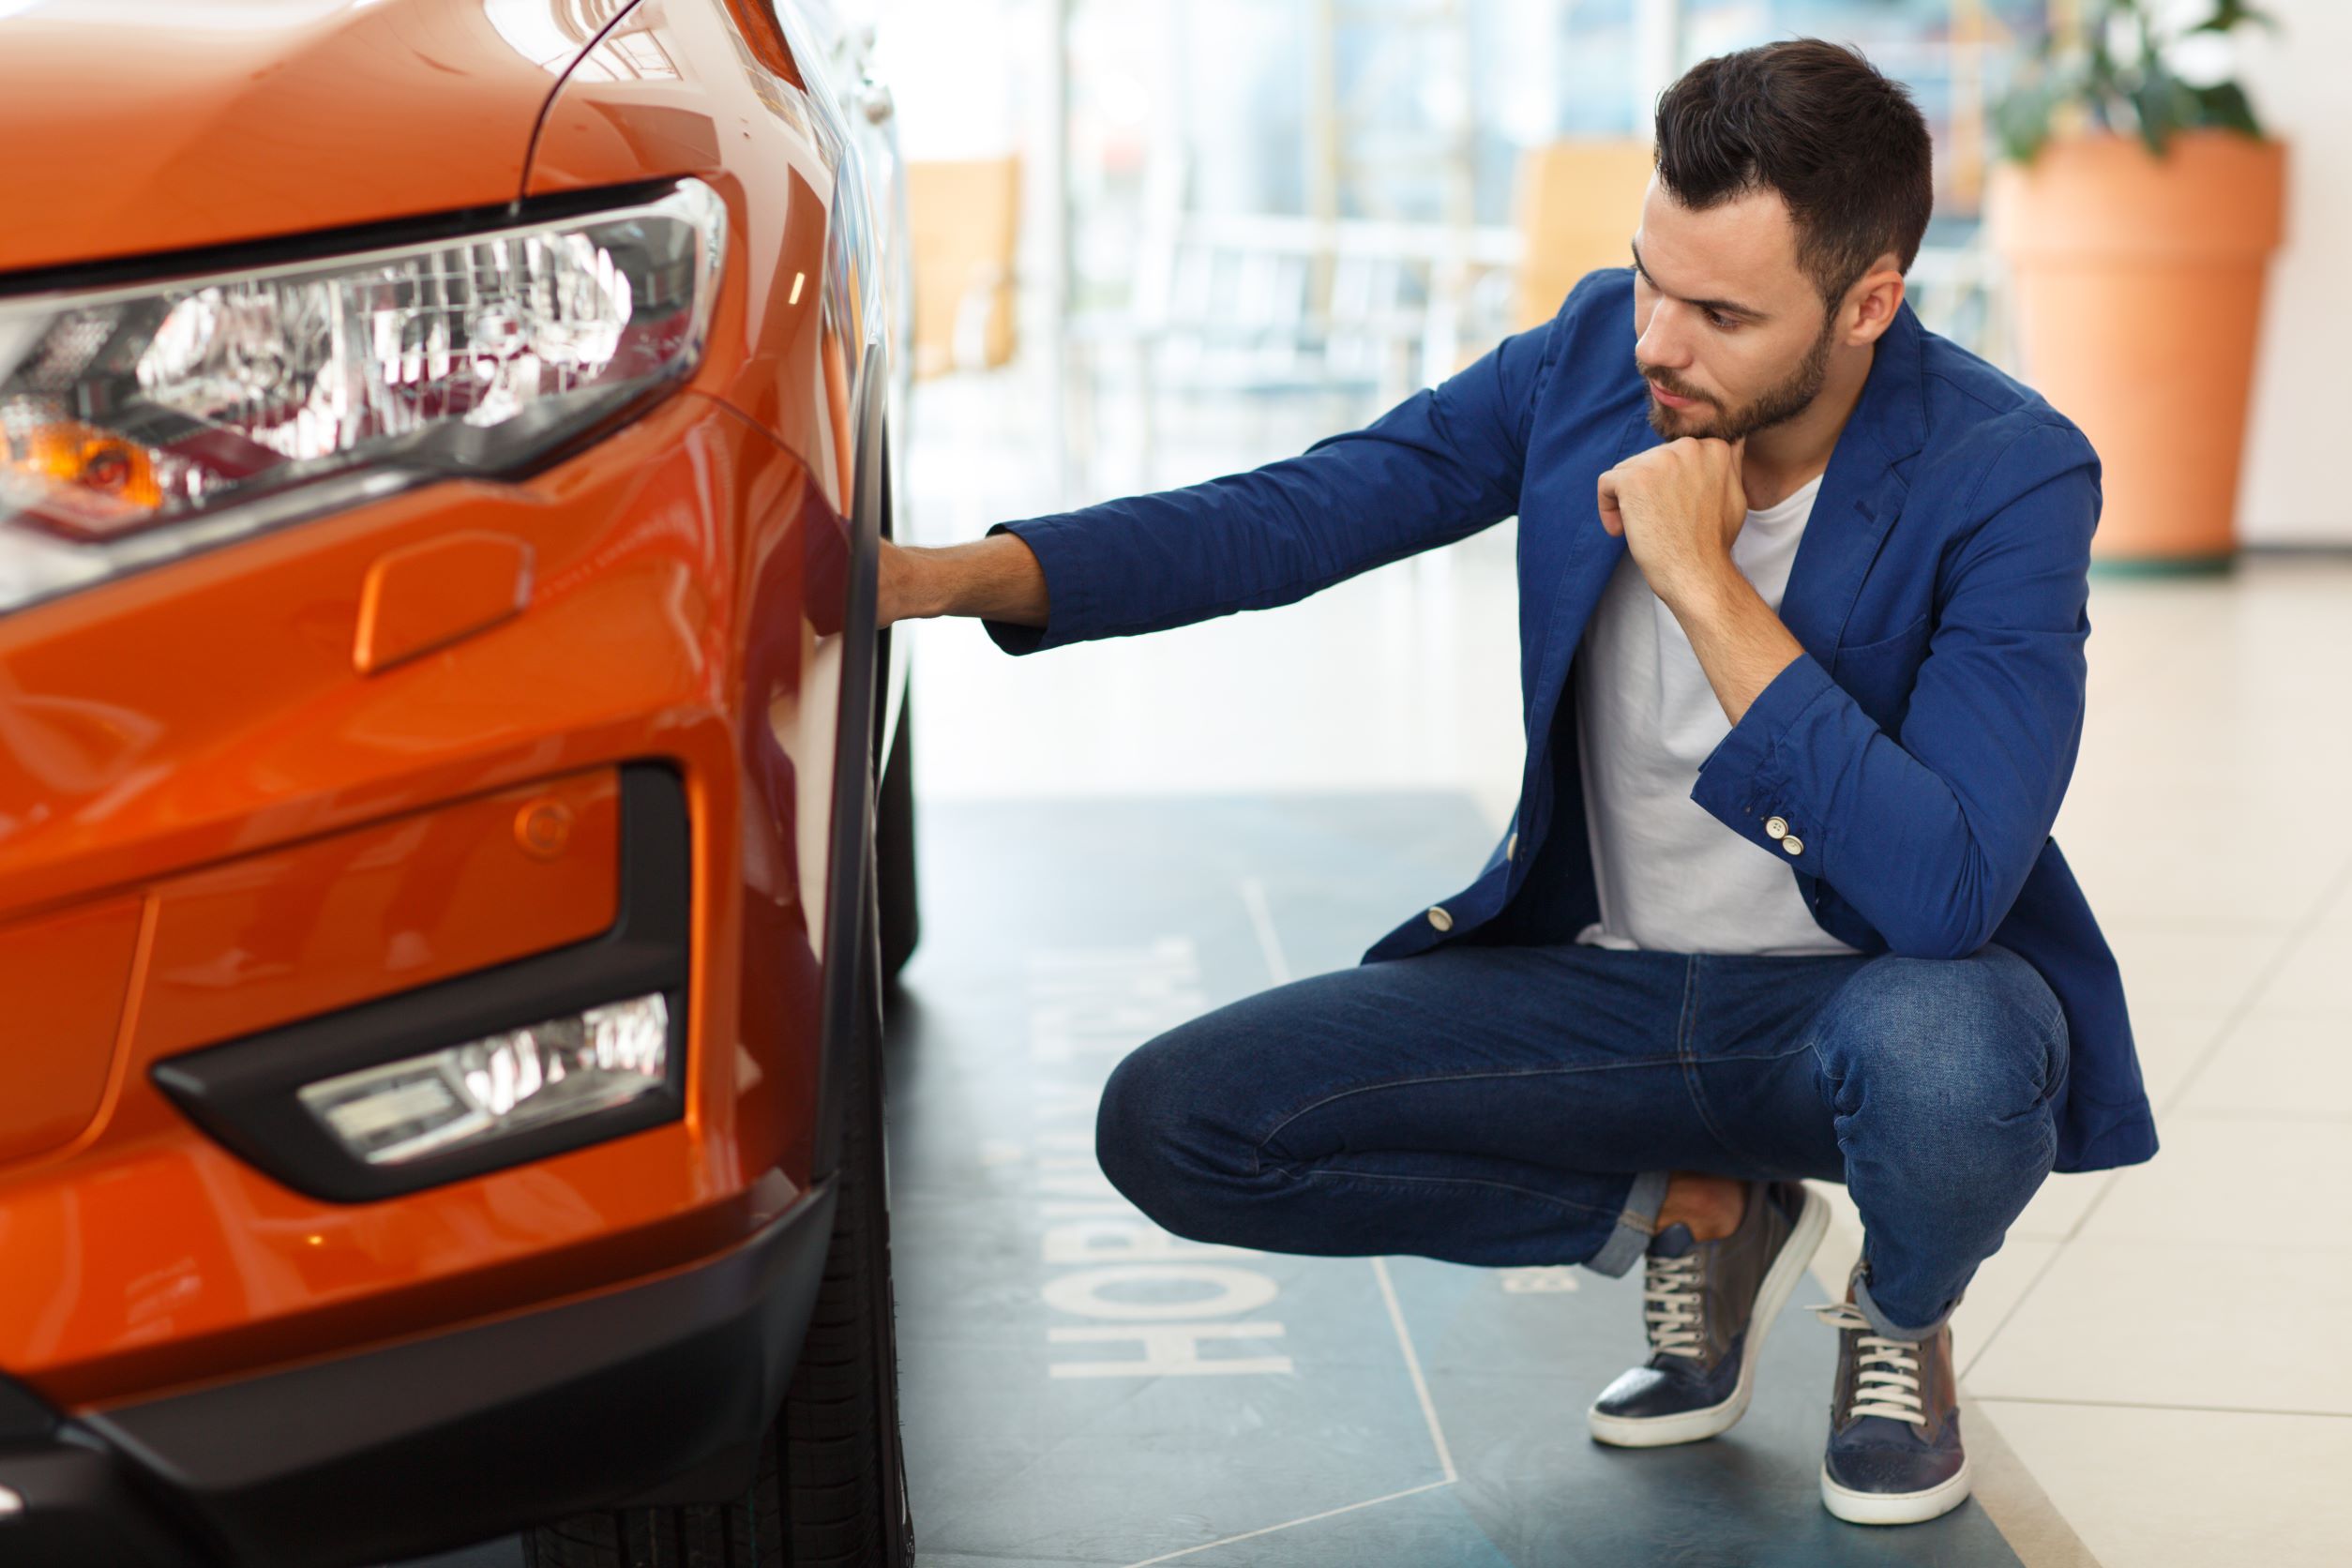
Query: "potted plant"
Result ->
[[1985, 0, 2286, 570]]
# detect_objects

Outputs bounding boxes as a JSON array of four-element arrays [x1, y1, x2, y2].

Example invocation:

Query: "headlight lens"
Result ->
[[0, 180, 726, 615], [296, 992, 671, 1168]]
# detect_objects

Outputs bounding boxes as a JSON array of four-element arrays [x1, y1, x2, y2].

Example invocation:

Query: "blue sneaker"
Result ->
[[1810, 1261, 1972, 1525], [1587, 1179, 1829, 1447]]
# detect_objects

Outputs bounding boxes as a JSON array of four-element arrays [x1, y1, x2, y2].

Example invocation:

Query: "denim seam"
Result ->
[[1253, 1056, 1686, 1169], [1809, 1041, 1852, 1121], [1288, 1163, 1624, 1221], [1705, 1040, 1820, 1064], [1672, 957, 1782, 1171]]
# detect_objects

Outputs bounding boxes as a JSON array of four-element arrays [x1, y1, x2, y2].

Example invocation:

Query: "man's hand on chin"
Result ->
[[1596, 434, 1748, 609], [1597, 434, 1807, 727]]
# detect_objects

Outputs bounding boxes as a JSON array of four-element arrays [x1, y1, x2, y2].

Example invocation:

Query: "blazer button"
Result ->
[[1505, 832, 1518, 860], [1765, 816, 1789, 838], [1780, 835, 1804, 855], [1427, 906, 1455, 931]]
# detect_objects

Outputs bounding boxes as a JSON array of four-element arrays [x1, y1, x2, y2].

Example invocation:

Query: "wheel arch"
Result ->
[[810, 339, 890, 1181]]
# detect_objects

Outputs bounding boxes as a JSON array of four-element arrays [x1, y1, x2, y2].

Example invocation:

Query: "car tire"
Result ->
[[874, 679, 918, 988], [777, 818, 912, 1566], [521, 813, 912, 1568]]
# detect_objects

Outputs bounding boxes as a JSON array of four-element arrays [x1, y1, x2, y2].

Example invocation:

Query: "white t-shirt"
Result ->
[[1569, 471, 1863, 956]]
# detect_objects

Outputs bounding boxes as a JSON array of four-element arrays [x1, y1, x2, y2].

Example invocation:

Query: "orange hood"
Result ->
[[0, 0, 634, 276]]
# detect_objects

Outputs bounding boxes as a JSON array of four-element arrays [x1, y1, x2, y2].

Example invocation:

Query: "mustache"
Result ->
[[1636, 364, 1712, 404]]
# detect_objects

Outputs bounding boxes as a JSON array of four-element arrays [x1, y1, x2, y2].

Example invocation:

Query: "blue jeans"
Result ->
[[1094, 940, 2070, 1338]]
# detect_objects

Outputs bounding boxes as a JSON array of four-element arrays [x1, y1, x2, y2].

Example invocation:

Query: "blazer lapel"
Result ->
[[1528, 401, 1652, 692], [1775, 298, 1929, 663]]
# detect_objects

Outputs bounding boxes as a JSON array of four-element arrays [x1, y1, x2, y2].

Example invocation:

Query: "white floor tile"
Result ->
[[2240, 914, 2352, 1020], [2099, 927, 2290, 1018], [2052, 830, 2347, 934], [2309, 864, 2352, 937], [1978, 1400, 2352, 1568], [2115, 1006, 2234, 1116], [2178, 1013, 2352, 1120], [2008, 1170, 2117, 1243], [1966, 1241, 2352, 1415], [1952, 1237, 2063, 1380], [2075, 1118, 2352, 1249]]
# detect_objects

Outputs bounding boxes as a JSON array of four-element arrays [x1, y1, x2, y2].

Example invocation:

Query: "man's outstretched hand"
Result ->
[[877, 537, 927, 630], [1596, 435, 1748, 608], [875, 533, 1050, 632]]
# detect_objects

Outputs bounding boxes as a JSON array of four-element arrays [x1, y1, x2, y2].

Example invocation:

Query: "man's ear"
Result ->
[[1842, 255, 1907, 347]]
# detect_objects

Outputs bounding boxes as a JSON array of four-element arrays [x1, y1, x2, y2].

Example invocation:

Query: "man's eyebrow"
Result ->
[[1628, 238, 1771, 322]]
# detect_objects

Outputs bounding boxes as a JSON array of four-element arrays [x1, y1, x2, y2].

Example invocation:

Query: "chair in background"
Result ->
[[1068, 206, 1522, 495], [1509, 139, 1657, 331], [907, 155, 1021, 380]]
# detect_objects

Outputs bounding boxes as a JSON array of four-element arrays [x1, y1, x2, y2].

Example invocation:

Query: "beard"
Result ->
[[1639, 308, 1838, 442]]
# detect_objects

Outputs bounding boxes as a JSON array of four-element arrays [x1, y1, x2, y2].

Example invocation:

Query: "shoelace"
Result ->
[[1809, 1302, 1928, 1425], [1641, 1252, 1708, 1358]]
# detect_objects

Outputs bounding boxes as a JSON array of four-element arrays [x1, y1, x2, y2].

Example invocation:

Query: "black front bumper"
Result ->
[[0, 1180, 837, 1568]]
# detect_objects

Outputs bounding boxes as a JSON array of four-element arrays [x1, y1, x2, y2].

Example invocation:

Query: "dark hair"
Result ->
[[1653, 38, 1934, 309]]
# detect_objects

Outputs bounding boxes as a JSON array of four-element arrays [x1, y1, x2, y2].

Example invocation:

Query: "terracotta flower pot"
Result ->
[[1986, 130, 2286, 569]]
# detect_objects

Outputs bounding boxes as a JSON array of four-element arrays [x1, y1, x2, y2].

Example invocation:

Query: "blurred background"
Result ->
[[870, 0, 2343, 806], [867, 3, 2352, 1565]]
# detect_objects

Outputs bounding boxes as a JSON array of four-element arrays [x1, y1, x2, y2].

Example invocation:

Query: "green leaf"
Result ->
[[2190, 2, 2281, 35], [2131, 63, 2193, 155], [2191, 80, 2264, 137], [1999, 0, 2280, 158], [1992, 80, 2055, 163]]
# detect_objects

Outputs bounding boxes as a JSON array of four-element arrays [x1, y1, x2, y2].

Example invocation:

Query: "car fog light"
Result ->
[[297, 993, 669, 1167]]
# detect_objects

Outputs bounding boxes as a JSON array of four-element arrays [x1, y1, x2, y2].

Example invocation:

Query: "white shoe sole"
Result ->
[[1820, 1455, 1974, 1525], [1586, 1183, 1832, 1448]]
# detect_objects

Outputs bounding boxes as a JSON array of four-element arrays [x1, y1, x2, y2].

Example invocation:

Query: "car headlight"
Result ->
[[0, 179, 726, 615]]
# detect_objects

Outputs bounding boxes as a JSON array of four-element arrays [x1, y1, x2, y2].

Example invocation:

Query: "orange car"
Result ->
[[0, 3, 920, 1564]]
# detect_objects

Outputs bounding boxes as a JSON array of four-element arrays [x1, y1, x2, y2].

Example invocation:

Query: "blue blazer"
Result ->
[[983, 266, 2156, 1174]]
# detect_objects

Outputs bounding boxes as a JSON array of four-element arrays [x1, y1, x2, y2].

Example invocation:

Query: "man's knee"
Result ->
[[1094, 1028, 1251, 1235], [1094, 1038, 1178, 1203], [1815, 946, 2067, 1133]]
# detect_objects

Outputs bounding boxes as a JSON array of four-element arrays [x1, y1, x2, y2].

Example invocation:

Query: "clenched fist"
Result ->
[[1596, 435, 1748, 604]]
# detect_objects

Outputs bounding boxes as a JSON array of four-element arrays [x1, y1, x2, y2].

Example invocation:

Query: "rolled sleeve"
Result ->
[[976, 517, 1093, 656], [1689, 648, 1840, 865]]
